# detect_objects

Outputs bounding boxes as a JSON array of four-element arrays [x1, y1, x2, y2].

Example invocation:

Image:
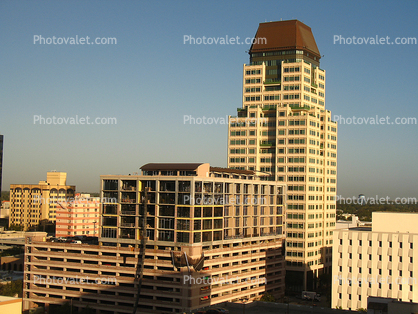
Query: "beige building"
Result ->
[[9, 172, 75, 230], [0, 296, 22, 314], [332, 212, 418, 310], [227, 20, 337, 290], [23, 163, 286, 313], [56, 193, 100, 237], [1, 201, 10, 219]]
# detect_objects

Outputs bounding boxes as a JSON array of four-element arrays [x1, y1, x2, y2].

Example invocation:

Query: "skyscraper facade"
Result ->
[[228, 20, 337, 290]]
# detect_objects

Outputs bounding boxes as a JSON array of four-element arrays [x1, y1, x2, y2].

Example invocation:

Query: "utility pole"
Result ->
[[132, 187, 148, 314]]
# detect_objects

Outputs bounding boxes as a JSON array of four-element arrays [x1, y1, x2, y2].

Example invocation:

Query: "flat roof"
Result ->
[[140, 163, 204, 171], [210, 167, 255, 176]]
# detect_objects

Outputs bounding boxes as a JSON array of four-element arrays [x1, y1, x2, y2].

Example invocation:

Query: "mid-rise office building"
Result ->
[[227, 20, 337, 290], [10, 172, 75, 230], [332, 212, 418, 310], [55, 193, 100, 237], [23, 163, 286, 313]]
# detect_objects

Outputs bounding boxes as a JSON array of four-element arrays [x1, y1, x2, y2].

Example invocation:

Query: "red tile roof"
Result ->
[[249, 20, 320, 58]]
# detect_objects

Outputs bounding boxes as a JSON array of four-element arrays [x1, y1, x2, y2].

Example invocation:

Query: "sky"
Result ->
[[1, 0, 417, 200]]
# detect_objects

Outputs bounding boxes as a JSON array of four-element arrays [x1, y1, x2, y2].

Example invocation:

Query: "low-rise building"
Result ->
[[332, 212, 418, 310], [56, 193, 100, 237], [9, 172, 75, 230]]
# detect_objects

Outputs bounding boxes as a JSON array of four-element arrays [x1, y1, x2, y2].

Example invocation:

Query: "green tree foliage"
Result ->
[[0, 279, 23, 297], [260, 292, 276, 302], [337, 202, 418, 222], [0, 191, 9, 202], [8, 224, 24, 231], [0, 246, 23, 257]]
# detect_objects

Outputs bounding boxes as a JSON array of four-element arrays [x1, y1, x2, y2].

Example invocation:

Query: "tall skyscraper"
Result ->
[[228, 20, 337, 290], [0, 134, 3, 193]]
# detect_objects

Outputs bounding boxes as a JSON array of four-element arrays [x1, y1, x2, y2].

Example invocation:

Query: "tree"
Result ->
[[260, 292, 275, 302], [8, 224, 24, 231], [0, 279, 23, 297]]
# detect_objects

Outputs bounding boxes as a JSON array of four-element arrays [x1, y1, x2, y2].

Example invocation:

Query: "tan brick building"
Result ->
[[9, 172, 75, 231]]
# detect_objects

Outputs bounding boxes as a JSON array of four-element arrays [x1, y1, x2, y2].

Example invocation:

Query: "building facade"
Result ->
[[23, 163, 286, 313], [55, 193, 100, 238], [227, 20, 337, 290], [9, 172, 75, 231], [332, 212, 418, 310]]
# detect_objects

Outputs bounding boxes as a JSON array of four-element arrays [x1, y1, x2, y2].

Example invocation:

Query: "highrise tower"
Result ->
[[228, 20, 337, 290]]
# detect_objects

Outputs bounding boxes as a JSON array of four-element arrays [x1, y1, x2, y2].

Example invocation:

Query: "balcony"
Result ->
[[289, 104, 310, 111], [260, 141, 275, 147], [122, 180, 137, 190], [120, 222, 135, 228], [121, 210, 136, 216], [263, 79, 281, 85], [120, 229, 135, 239]]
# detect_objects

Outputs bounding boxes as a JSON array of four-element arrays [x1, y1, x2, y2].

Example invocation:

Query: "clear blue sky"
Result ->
[[1, 0, 417, 199]]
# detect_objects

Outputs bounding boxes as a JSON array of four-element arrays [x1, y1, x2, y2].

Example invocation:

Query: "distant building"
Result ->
[[55, 193, 100, 237], [336, 215, 359, 230], [332, 212, 418, 310], [23, 163, 286, 313], [1, 201, 10, 218], [9, 172, 75, 230]]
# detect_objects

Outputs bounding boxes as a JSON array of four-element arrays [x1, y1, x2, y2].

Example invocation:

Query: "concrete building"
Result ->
[[56, 193, 100, 237], [367, 296, 418, 314], [227, 20, 337, 290], [1, 201, 10, 218], [9, 172, 75, 230], [336, 216, 359, 230], [0, 296, 22, 314], [23, 163, 286, 313], [332, 212, 418, 310]]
